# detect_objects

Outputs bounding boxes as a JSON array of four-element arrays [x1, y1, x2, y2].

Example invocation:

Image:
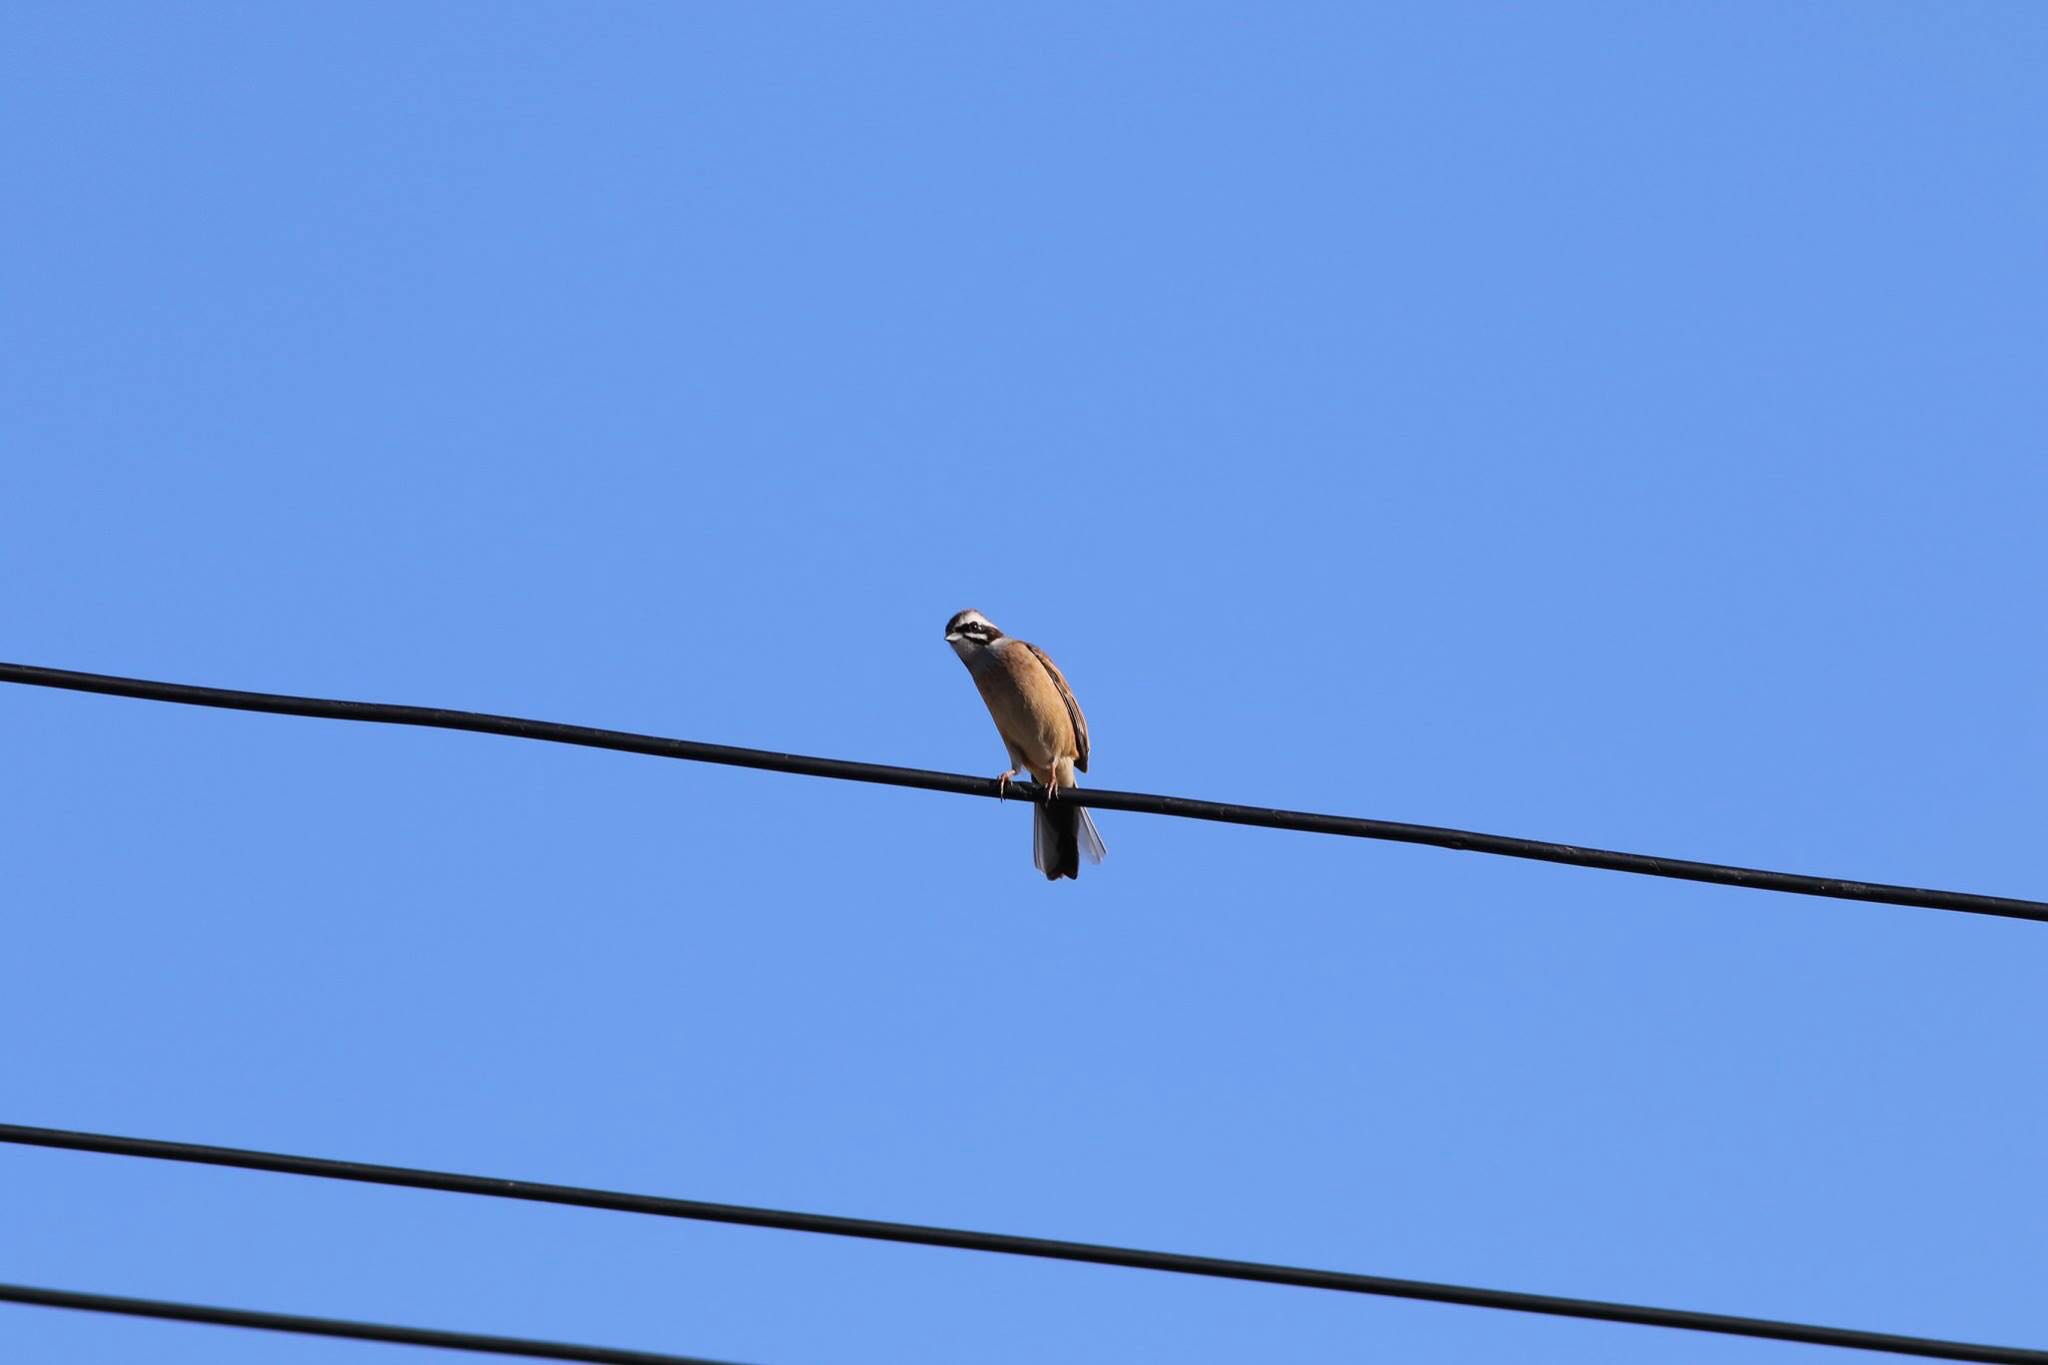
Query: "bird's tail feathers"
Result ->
[[1033, 791, 1107, 881], [1076, 807, 1107, 866]]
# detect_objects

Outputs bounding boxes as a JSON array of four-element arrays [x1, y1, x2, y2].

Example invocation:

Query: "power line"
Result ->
[[0, 1281, 749, 1364], [5, 1124, 2039, 1362], [2, 660, 2040, 921]]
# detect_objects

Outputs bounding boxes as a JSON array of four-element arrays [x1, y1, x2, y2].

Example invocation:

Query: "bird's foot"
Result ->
[[995, 769, 1020, 801]]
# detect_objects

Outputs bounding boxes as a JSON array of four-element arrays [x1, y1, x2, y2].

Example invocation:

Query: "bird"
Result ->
[[944, 609, 1107, 880]]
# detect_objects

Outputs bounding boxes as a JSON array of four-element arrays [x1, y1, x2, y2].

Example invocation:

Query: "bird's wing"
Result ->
[[1021, 641, 1089, 773]]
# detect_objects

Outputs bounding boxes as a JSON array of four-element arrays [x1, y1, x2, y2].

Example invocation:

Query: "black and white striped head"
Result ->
[[944, 609, 1004, 658]]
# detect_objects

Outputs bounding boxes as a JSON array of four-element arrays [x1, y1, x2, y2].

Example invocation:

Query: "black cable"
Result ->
[[4, 1124, 2039, 1362], [3, 661, 2039, 920], [0, 1281, 749, 1364]]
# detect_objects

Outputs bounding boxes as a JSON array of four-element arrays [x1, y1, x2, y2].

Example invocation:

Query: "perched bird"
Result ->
[[944, 609, 1107, 880]]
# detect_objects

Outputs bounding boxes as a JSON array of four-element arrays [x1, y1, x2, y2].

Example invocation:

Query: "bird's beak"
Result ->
[[944, 632, 962, 643]]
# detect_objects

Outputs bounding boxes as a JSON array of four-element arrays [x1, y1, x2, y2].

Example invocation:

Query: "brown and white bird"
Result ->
[[944, 609, 1107, 880]]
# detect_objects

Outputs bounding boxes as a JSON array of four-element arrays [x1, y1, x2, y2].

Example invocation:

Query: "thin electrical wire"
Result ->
[[0, 1281, 750, 1364], [2, 661, 2040, 920], [4, 1124, 2040, 1362]]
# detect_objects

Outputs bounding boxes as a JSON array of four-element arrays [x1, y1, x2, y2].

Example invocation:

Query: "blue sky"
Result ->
[[3, 3, 2045, 1362]]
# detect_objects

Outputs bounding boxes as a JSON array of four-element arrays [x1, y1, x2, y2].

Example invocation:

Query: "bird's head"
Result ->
[[944, 609, 1003, 659]]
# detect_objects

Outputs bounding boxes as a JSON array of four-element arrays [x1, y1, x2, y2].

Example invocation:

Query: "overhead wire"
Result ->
[[4, 661, 2039, 1357], [0, 1281, 749, 1364], [2, 660, 2040, 922], [4, 1123, 2041, 1362]]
